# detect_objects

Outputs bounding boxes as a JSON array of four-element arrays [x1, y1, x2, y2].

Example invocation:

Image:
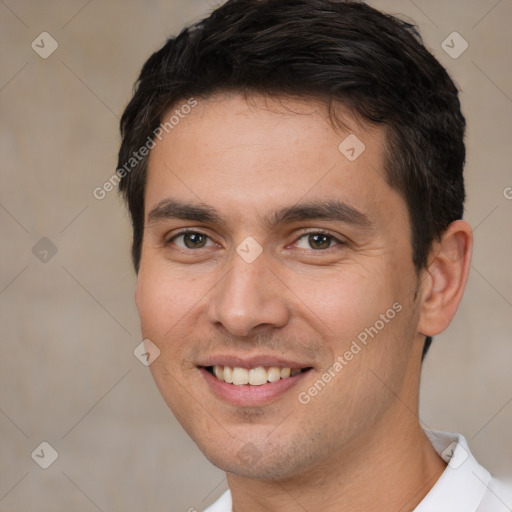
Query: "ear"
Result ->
[[417, 220, 473, 337]]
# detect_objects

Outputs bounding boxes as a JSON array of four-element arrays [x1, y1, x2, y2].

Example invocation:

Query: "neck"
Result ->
[[227, 401, 446, 512]]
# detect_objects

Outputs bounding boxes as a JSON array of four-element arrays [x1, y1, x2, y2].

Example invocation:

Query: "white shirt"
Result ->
[[204, 431, 512, 512]]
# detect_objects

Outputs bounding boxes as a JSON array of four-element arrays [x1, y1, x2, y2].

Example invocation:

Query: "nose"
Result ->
[[207, 249, 290, 337]]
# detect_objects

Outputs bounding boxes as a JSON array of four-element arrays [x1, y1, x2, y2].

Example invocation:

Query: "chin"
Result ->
[[197, 435, 321, 482], [208, 454, 296, 480]]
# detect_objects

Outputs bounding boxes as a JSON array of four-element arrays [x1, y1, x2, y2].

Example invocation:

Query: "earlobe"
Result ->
[[417, 220, 473, 337]]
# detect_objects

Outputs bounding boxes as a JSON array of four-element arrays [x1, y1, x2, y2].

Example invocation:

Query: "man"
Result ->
[[116, 1, 511, 510]]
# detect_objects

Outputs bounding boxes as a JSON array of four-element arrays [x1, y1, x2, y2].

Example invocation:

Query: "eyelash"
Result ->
[[166, 229, 345, 251]]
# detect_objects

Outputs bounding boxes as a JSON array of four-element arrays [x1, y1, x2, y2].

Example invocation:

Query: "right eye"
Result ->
[[167, 231, 216, 250]]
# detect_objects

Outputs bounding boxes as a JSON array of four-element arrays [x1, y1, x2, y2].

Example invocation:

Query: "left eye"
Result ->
[[294, 232, 342, 250]]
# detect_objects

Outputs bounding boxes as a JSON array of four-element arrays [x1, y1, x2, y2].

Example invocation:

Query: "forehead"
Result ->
[[144, 92, 404, 232]]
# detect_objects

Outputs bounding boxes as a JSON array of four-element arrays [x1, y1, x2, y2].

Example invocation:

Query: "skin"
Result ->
[[135, 93, 473, 511]]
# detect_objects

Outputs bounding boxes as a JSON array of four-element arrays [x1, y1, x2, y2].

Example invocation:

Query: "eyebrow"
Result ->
[[147, 198, 373, 231]]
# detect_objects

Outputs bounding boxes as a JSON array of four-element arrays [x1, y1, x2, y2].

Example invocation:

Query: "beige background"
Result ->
[[1, 0, 511, 510]]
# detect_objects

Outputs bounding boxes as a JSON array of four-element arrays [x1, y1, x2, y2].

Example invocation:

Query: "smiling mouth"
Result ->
[[205, 365, 313, 386]]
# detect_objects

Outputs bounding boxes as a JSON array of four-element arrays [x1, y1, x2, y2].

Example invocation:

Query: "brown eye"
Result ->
[[294, 232, 343, 251], [308, 233, 331, 250], [169, 231, 212, 249]]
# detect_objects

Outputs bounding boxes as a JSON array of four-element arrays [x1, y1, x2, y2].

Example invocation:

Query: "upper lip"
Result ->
[[198, 354, 313, 370]]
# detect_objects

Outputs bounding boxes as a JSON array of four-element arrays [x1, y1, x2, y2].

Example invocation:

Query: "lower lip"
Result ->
[[199, 367, 310, 406]]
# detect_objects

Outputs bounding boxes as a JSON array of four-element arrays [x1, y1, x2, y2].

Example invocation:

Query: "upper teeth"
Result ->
[[212, 365, 302, 385]]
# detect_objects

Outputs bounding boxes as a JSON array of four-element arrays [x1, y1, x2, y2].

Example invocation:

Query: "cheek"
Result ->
[[135, 264, 187, 340], [135, 272, 163, 336], [136, 267, 199, 415], [134, 262, 213, 377], [290, 265, 413, 405], [287, 266, 393, 344]]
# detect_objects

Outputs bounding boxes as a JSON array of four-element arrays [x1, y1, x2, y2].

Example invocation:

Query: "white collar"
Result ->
[[413, 430, 492, 512]]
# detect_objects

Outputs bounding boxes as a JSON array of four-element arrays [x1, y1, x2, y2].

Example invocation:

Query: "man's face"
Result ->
[[136, 93, 425, 479]]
